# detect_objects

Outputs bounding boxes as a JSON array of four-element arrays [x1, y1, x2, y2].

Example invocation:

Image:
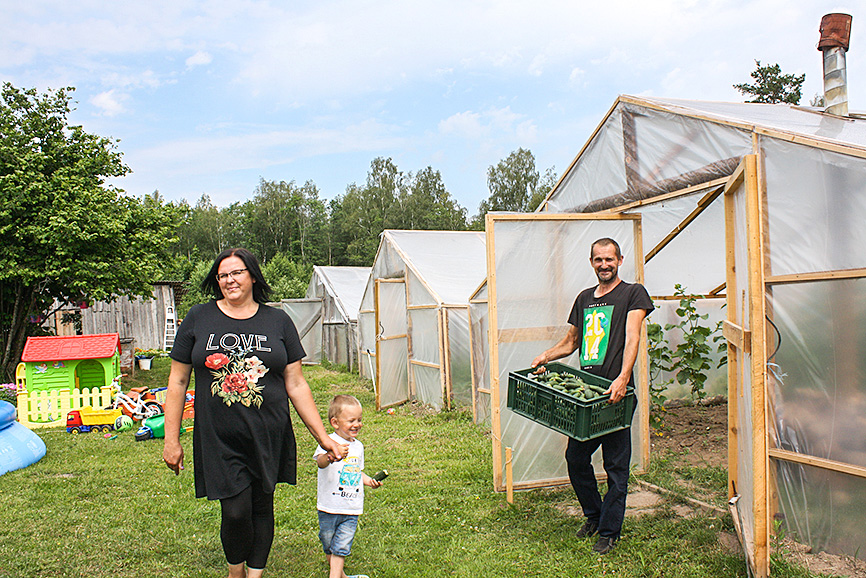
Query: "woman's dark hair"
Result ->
[[201, 248, 272, 304]]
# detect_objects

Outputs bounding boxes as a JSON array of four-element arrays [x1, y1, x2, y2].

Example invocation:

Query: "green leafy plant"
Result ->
[[666, 284, 716, 400], [647, 320, 673, 428]]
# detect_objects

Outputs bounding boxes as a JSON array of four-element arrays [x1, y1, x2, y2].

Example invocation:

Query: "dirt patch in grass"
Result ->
[[650, 398, 727, 469]]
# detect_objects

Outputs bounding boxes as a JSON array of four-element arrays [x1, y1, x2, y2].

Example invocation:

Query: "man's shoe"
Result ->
[[592, 535, 617, 555], [576, 520, 598, 538]]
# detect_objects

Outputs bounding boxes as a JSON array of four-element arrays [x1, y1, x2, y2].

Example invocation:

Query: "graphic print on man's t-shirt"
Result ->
[[204, 334, 271, 408], [581, 305, 613, 366]]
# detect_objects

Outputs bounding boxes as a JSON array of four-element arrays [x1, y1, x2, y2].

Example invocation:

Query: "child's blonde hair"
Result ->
[[328, 394, 362, 422]]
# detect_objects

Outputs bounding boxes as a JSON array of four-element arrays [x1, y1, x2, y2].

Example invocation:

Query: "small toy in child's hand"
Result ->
[[372, 470, 388, 481]]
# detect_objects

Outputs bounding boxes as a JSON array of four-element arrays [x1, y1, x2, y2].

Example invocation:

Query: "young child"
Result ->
[[314, 395, 383, 578]]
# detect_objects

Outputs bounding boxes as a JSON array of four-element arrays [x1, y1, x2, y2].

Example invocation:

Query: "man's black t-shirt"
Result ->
[[567, 281, 654, 385]]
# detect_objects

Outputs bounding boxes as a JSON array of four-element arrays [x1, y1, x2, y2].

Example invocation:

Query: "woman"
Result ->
[[162, 248, 346, 578]]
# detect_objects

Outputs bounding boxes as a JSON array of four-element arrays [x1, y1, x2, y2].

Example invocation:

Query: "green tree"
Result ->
[[0, 83, 179, 380], [175, 194, 244, 259], [325, 196, 351, 266], [733, 60, 805, 104], [334, 157, 404, 266], [262, 253, 313, 300], [333, 158, 471, 265], [242, 178, 329, 264], [471, 148, 555, 229], [244, 179, 301, 263], [177, 259, 211, 318], [291, 180, 329, 264], [394, 166, 467, 231]]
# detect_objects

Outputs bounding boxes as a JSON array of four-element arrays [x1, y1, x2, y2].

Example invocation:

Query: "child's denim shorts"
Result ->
[[318, 511, 359, 557]]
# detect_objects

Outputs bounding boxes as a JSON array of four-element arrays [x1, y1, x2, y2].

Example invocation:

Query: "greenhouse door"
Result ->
[[486, 213, 649, 492], [375, 278, 409, 409], [723, 155, 769, 577]]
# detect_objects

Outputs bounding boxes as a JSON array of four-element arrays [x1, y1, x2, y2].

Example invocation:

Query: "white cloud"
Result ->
[[101, 70, 163, 90], [515, 120, 538, 143], [439, 111, 484, 139], [186, 50, 212, 68], [90, 90, 127, 116], [439, 106, 530, 143], [528, 55, 546, 77], [130, 119, 406, 177]]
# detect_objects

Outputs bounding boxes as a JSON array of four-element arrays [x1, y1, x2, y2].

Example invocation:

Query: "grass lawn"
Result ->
[[0, 358, 832, 577]]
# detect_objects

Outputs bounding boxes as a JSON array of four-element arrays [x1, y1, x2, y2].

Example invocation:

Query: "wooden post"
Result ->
[[374, 279, 382, 410], [486, 214, 504, 490], [745, 154, 770, 578], [633, 217, 650, 469], [439, 308, 449, 410], [506, 446, 514, 504], [723, 164, 742, 501]]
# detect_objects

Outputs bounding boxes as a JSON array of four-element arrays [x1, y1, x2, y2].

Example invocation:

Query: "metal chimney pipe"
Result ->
[[818, 13, 852, 116]]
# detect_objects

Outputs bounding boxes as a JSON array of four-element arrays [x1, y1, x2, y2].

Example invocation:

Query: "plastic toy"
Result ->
[[66, 406, 123, 434], [19, 333, 121, 393], [108, 377, 163, 421], [135, 414, 193, 442], [114, 415, 133, 431], [0, 400, 47, 475]]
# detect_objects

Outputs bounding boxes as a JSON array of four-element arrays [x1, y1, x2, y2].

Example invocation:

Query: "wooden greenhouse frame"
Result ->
[[482, 95, 866, 577]]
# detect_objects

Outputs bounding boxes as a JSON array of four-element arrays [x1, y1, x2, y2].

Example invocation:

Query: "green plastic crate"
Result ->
[[506, 362, 636, 441]]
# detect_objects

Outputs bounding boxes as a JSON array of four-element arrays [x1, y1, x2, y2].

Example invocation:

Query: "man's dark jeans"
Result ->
[[565, 427, 631, 540]]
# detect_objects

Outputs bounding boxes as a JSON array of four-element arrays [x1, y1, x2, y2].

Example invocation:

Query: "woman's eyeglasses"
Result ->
[[216, 268, 248, 282]]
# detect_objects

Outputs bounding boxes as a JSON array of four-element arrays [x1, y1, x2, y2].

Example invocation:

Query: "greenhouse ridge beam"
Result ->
[[601, 176, 729, 214], [576, 156, 740, 213]]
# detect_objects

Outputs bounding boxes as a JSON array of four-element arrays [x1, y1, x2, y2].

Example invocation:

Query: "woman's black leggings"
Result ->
[[219, 480, 275, 569]]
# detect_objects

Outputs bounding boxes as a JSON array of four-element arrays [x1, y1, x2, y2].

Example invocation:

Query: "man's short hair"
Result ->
[[590, 238, 622, 259], [328, 394, 362, 422]]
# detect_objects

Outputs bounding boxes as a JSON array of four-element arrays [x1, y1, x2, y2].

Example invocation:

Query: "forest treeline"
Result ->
[[166, 150, 557, 313]]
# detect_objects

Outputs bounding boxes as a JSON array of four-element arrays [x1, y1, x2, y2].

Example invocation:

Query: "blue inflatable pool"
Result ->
[[0, 400, 47, 476]]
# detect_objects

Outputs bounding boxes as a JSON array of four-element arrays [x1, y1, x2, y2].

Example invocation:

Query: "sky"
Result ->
[[2, 1, 864, 215]]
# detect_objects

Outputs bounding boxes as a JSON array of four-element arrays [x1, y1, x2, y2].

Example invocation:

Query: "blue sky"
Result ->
[[2, 1, 863, 215]]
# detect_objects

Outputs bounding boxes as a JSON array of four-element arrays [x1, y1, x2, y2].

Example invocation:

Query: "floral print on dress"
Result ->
[[206, 350, 268, 408]]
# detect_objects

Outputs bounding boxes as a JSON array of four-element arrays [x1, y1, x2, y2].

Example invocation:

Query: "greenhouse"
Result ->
[[305, 266, 370, 371], [270, 298, 322, 364], [479, 95, 866, 576], [358, 230, 486, 411]]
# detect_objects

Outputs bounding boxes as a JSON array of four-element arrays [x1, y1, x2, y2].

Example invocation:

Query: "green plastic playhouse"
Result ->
[[19, 333, 121, 392]]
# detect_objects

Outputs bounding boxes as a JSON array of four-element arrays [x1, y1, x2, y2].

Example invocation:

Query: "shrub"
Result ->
[[0, 383, 17, 404]]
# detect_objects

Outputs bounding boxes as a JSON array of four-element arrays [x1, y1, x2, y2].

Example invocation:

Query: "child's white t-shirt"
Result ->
[[314, 432, 365, 515]]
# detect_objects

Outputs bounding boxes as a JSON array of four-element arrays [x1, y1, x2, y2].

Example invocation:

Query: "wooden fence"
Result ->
[[16, 387, 114, 430], [47, 283, 179, 351]]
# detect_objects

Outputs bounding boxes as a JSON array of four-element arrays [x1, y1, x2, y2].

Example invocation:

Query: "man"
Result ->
[[531, 237, 653, 555]]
